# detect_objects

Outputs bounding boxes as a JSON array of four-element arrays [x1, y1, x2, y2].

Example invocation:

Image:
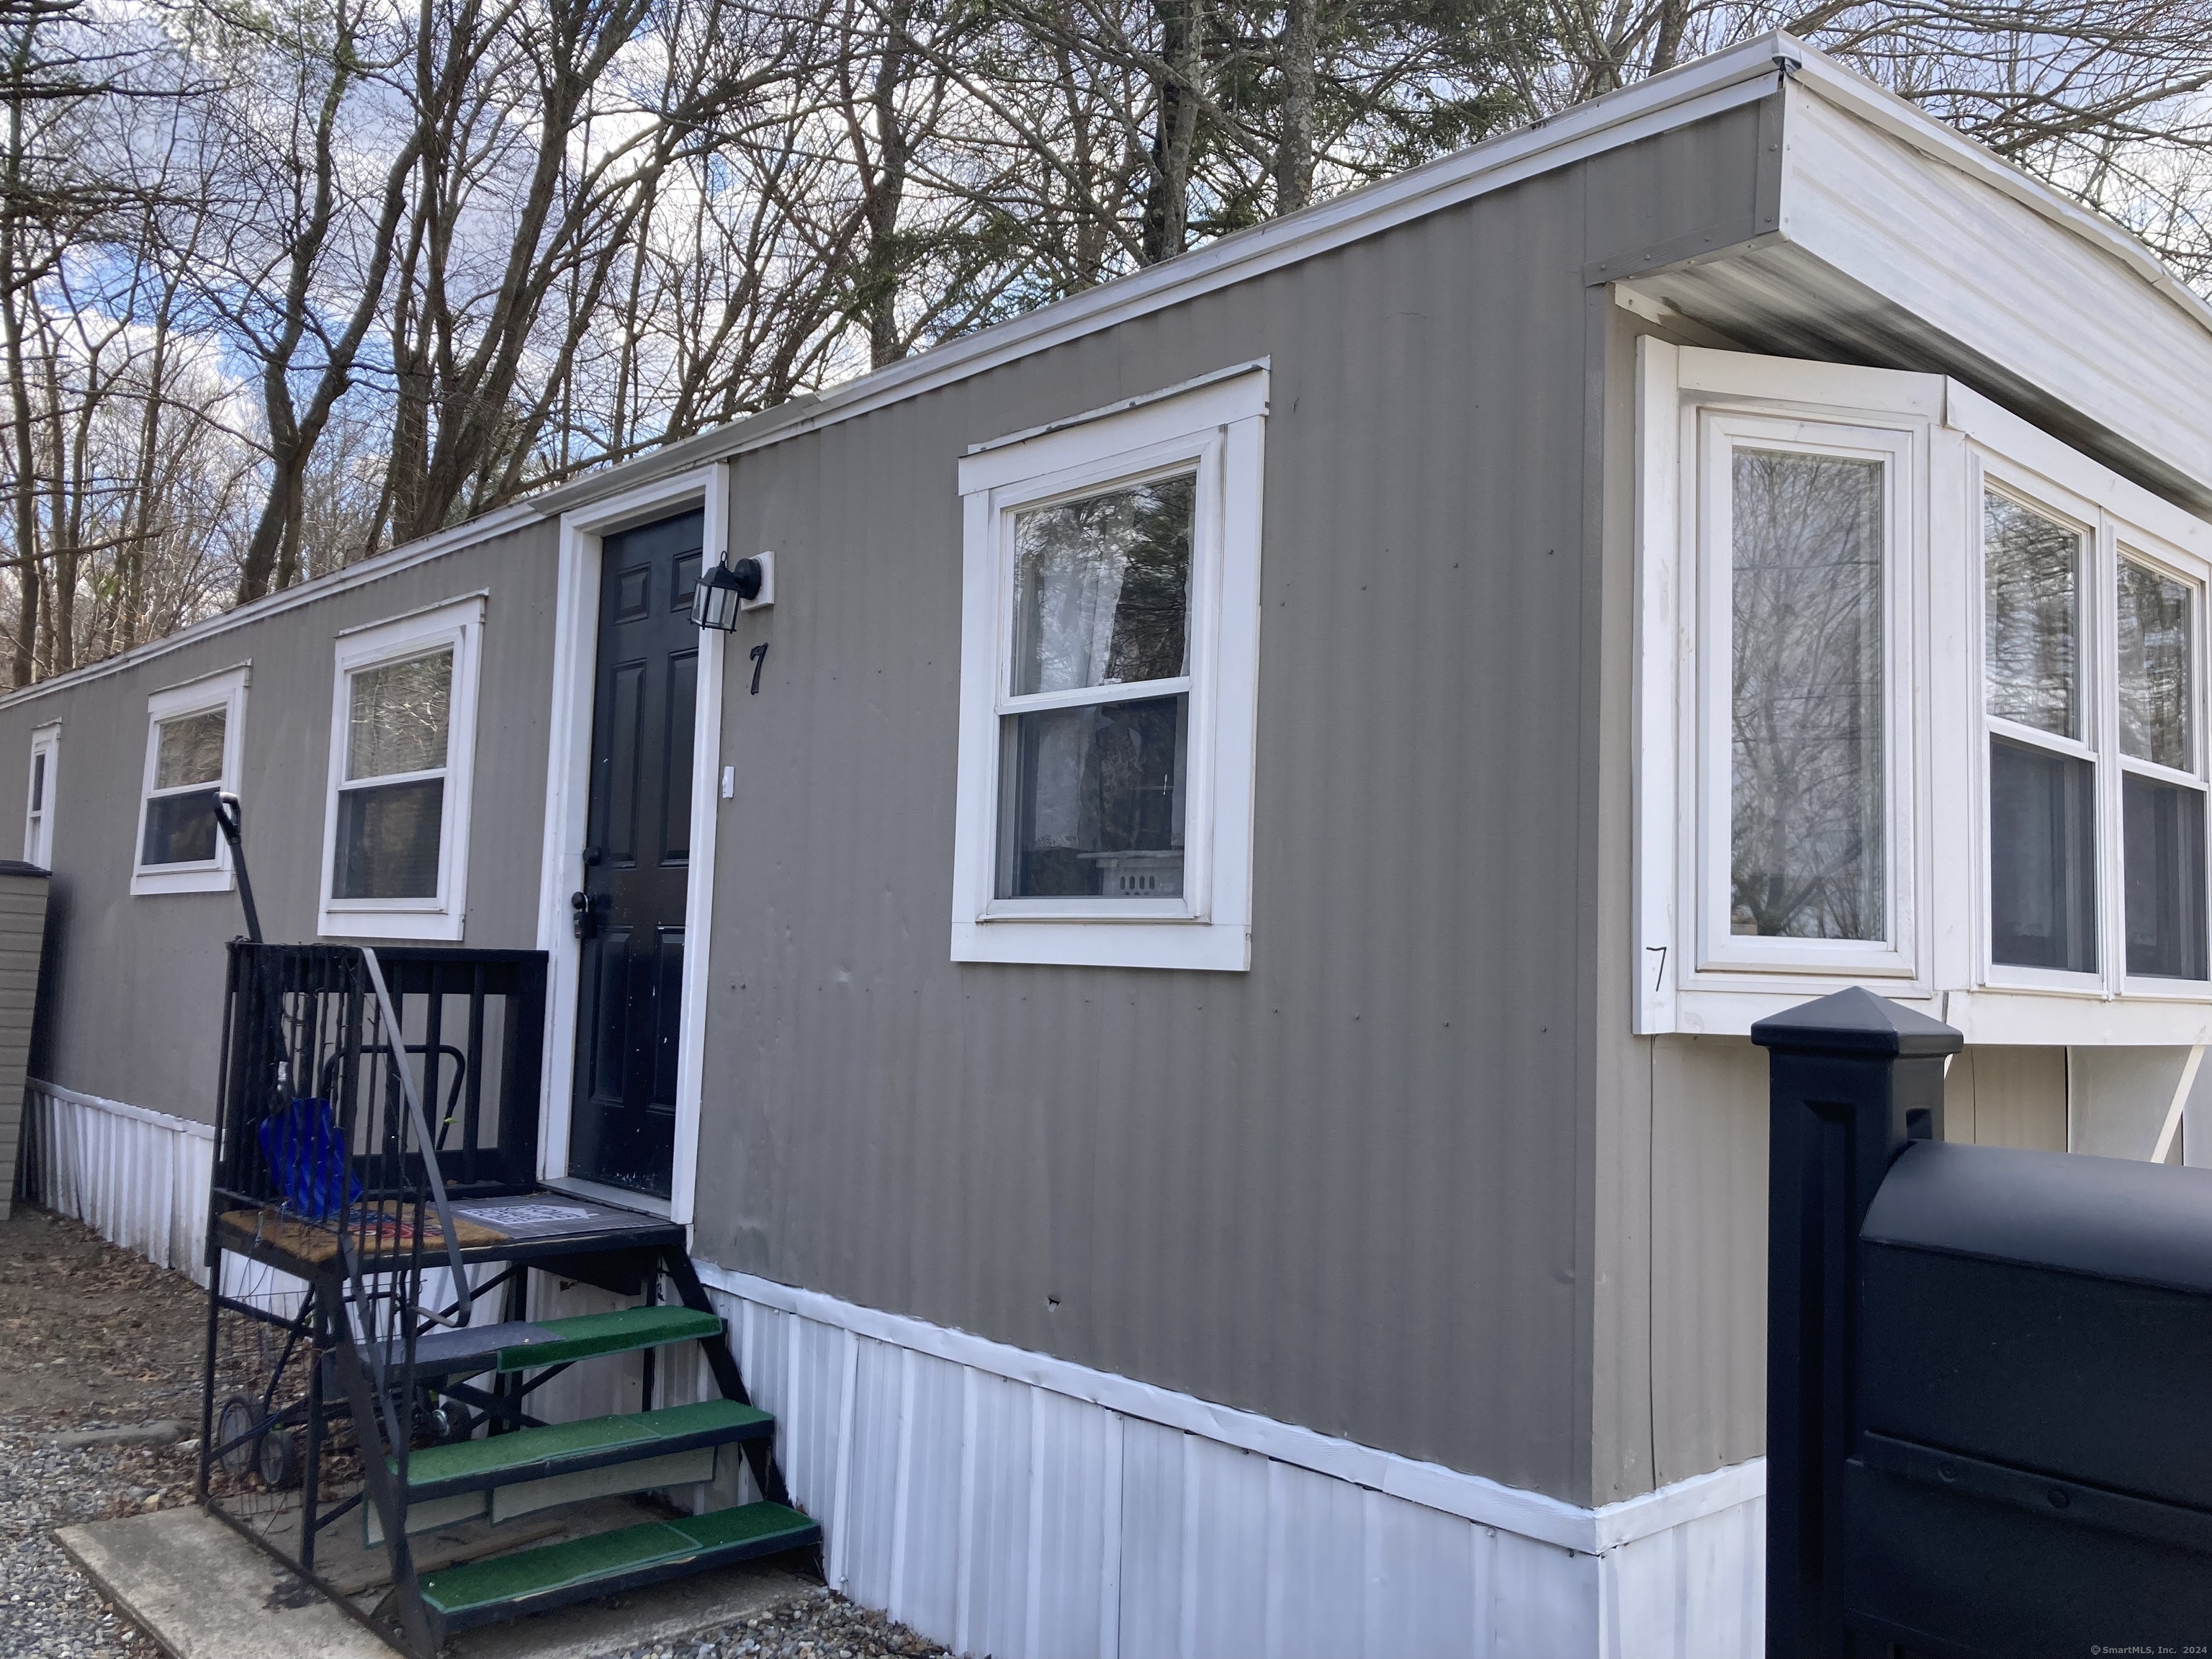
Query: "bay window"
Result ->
[[1637, 341, 2212, 1037]]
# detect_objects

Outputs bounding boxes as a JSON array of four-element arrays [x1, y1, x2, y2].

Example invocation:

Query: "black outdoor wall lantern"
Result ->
[[691, 555, 763, 630]]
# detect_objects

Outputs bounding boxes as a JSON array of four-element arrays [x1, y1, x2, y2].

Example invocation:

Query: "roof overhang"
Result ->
[[1617, 54, 2212, 513]]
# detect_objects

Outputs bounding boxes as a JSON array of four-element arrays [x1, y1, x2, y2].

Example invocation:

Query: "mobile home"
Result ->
[[16, 33, 2212, 1655]]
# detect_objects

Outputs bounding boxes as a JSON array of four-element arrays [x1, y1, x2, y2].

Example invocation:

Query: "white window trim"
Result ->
[[131, 665, 248, 896], [950, 367, 1267, 972], [316, 595, 485, 942], [23, 721, 58, 870], [1637, 341, 2212, 1042]]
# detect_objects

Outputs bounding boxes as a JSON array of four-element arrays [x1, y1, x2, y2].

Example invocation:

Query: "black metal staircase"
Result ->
[[196, 939, 819, 1655]]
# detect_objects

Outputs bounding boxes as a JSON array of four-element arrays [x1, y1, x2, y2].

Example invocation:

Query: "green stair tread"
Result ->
[[667, 1502, 816, 1552], [497, 1305, 721, 1372], [418, 1503, 819, 1616], [402, 1399, 770, 1486]]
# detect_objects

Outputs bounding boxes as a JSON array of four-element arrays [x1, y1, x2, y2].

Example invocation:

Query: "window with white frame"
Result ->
[[1699, 410, 1915, 975], [1975, 461, 2210, 992], [318, 596, 482, 940], [950, 366, 1267, 971], [23, 722, 57, 869], [1637, 341, 2212, 1038], [132, 665, 248, 895]]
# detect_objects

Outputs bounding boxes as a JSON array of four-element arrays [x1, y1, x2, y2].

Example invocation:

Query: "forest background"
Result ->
[[4, 0, 2209, 683]]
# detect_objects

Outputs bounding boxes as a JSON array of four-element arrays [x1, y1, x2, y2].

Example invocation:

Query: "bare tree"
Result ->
[[8, 0, 2212, 683]]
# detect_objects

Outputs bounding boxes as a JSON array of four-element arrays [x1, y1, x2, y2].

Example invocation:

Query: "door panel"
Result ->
[[568, 509, 702, 1197], [605, 660, 644, 865], [664, 652, 697, 863], [652, 927, 685, 1107]]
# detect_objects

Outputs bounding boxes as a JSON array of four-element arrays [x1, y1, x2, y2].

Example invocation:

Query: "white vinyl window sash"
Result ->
[[2113, 548, 2208, 989], [23, 722, 57, 870], [951, 367, 1267, 971], [318, 597, 483, 941], [1971, 452, 2211, 999], [1695, 412, 1915, 978], [132, 666, 248, 896]]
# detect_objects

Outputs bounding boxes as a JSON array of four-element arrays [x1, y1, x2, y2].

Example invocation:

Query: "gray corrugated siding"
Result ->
[[692, 102, 1774, 1503], [0, 521, 562, 1124]]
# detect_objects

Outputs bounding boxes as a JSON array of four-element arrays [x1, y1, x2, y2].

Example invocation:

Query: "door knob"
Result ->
[[570, 891, 598, 940]]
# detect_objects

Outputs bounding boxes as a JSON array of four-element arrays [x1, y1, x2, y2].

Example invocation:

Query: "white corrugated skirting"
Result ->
[[533, 1267, 1764, 1659], [24, 1078, 215, 1282]]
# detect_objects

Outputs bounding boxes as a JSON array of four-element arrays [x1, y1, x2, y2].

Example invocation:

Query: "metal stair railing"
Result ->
[[190, 794, 812, 1655]]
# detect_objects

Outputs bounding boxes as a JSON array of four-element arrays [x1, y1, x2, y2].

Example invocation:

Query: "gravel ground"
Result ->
[[1, 1205, 208, 1659], [599, 1591, 955, 1658], [0, 1205, 954, 1659]]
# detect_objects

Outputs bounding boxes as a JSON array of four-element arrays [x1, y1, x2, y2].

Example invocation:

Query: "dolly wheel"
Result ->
[[258, 1424, 302, 1490], [215, 1395, 259, 1480]]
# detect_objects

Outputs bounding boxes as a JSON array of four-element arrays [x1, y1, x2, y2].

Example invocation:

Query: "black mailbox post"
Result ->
[[1753, 986, 1959, 1659], [1759, 986, 2212, 1659]]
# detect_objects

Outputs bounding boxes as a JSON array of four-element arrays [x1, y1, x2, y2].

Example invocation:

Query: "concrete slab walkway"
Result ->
[[56, 1504, 810, 1659]]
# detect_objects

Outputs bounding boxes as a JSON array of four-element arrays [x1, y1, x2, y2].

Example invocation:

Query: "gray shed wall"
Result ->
[[689, 102, 1776, 1504], [0, 869, 46, 1215], [0, 520, 562, 1123]]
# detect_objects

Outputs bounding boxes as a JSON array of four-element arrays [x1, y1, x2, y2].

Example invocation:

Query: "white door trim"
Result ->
[[671, 475, 730, 1228], [536, 462, 728, 1226]]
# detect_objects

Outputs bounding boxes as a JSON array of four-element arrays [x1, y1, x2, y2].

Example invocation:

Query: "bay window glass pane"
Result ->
[[1984, 493, 2080, 737], [349, 649, 452, 781], [1012, 473, 1194, 696], [2123, 773, 2207, 979], [997, 693, 1185, 898], [154, 709, 225, 790], [334, 777, 445, 899], [2118, 559, 2192, 770], [1990, 736, 2097, 972], [142, 789, 217, 866], [1729, 448, 1886, 940]]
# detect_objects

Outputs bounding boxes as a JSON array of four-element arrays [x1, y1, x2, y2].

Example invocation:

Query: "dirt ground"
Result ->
[[0, 1205, 210, 1427]]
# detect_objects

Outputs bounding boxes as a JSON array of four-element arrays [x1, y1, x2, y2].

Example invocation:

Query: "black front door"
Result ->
[[568, 510, 704, 1197]]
